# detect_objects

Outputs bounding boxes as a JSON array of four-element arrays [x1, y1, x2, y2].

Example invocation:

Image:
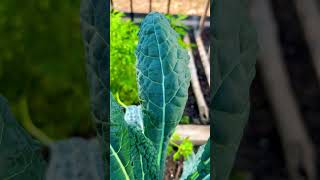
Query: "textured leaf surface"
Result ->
[[46, 138, 103, 180], [110, 95, 159, 180], [110, 95, 134, 179], [80, 0, 108, 178], [211, 0, 258, 179], [135, 12, 191, 176], [127, 125, 159, 180], [180, 139, 210, 180], [0, 95, 46, 180]]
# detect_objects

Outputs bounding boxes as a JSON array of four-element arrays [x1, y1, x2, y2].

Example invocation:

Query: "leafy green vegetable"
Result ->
[[179, 0, 258, 178], [0, 97, 105, 180], [167, 133, 193, 161], [0, 3, 195, 180], [80, 0, 109, 179], [0, 0, 258, 178], [81, 3, 169, 180], [165, 14, 190, 48], [109, 11, 190, 105], [135, 12, 191, 178], [174, 137, 193, 161], [127, 124, 159, 179], [110, 10, 140, 105], [211, 0, 258, 179], [110, 94, 159, 179], [181, 139, 210, 180], [180, 115, 191, 124], [107, 12, 191, 179], [110, 94, 134, 179], [0, 95, 46, 180], [0, 0, 91, 140]]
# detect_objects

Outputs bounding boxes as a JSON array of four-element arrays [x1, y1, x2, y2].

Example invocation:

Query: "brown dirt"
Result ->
[[165, 155, 184, 180]]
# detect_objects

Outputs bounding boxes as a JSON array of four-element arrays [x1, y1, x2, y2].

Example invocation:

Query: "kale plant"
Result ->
[[0, 0, 258, 179], [109, 12, 193, 179], [108, 12, 211, 180], [0, 8, 209, 179], [110, 11, 190, 106], [110, 9, 210, 179]]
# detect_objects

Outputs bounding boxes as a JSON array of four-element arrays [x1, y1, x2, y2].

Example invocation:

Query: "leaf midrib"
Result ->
[[152, 15, 166, 166], [110, 145, 130, 180]]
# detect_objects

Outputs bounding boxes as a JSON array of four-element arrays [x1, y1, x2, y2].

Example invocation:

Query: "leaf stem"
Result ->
[[115, 92, 127, 107], [169, 140, 180, 148], [18, 96, 53, 145]]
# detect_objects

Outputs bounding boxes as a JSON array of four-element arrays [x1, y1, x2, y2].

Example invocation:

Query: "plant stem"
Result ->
[[169, 140, 180, 148], [18, 96, 53, 145], [115, 92, 127, 107]]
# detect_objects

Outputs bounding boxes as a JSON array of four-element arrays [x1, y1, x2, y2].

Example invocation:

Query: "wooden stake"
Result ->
[[294, 0, 320, 83], [194, 30, 210, 85], [251, 1, 316, 179], [184, 34, 209, 123], [199, 0, 210, 34]]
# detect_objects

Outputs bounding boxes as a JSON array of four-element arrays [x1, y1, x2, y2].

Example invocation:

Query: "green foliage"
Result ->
[[0, 3, 193, 180], [211, 0, 258, 179], [0, 95, 104, 180], [165, 14, 190, 48], [109, 12, 190, 105], [110, 95, 159, 179], [80, 0, 109, 178], [0, 1, 113, 179], [107, 12, 191, 179], [174, 137, 193, 161], [110, 10, 139, 105], [179, 0, 258, 178], [180, 115, 191, 124], [0, 0, 259, 179], [0, 95, 47, 180], [0, 0, 92, 140], [167, 133, 193, 161], [181, 139, 210, 180], [136, 12, 191, 178]]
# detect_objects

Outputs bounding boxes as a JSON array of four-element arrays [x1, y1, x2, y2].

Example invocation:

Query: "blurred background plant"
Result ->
[[0, 0, 93, 141], [167, 133, 193, 161], [110, 9, 139, 105], [180, 115, 191, 124], [165, 14, 190, 48]]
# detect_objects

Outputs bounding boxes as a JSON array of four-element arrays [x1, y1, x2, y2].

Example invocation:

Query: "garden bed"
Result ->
[[234, 0, 320, 179], [184, 28, 210, 124]]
